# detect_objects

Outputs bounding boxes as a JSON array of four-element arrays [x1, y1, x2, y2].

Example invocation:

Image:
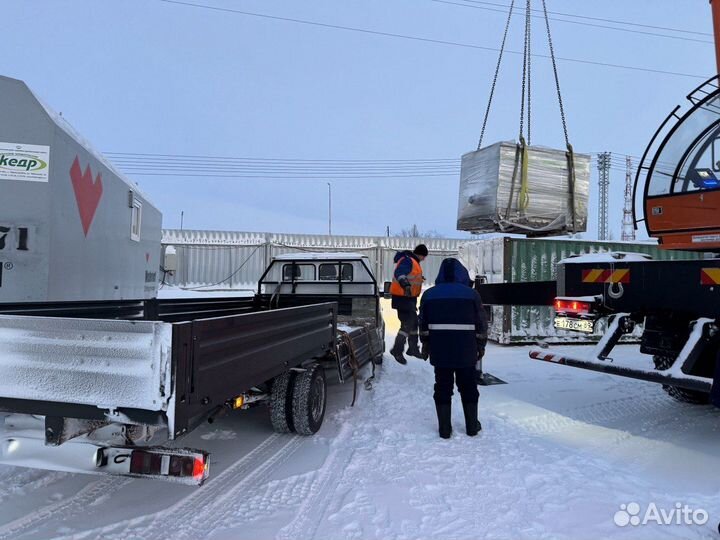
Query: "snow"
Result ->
[[0, 315, 172, 412], [0, 332, 718, 538], [560, 252, 653, 264]]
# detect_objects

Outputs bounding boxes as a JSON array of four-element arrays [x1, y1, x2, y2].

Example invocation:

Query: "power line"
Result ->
[[432, 0, 713, 45], [104, 151, 459, 163], [119, 172, 459, 180], [453, 0, 713, 37], [157, 0, 707, 80]]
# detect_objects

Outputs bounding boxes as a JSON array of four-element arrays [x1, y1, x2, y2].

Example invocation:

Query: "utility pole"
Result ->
[[622, 156, 636, 242], [597, 152, 611, 241], [327, 183, 332, 236], [180, 211, 184, 231]]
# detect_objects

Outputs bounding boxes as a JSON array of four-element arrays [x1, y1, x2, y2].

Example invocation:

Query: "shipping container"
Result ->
[[458, 236, 703, 344]]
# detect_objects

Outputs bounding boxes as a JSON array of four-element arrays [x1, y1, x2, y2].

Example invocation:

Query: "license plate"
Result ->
[[554, 316, 595, 334]]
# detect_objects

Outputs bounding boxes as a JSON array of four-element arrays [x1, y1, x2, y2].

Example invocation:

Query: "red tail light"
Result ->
[[192, 456, 207, 480], [554, 298, 592, 315]]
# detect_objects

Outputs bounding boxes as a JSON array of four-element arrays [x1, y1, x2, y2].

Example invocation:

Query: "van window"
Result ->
[[319, 263, 353, 281], [282, 264, 316, 281], [130, 199, 142, 242]]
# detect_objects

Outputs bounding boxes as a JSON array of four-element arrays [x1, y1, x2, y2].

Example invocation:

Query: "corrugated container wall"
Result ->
[[162, 230, 463, 290], [458, 237, 703, 344]]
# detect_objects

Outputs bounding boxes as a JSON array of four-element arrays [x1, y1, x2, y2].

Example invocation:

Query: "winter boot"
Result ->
[[406, 341, 424, 360], [390, 333, 408, 365], [435, 403, 452, 439], [462, 401, 482, 436]]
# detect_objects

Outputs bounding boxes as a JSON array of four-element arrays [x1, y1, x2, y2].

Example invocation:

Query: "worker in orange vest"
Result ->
[[389, 244, 428, 364]]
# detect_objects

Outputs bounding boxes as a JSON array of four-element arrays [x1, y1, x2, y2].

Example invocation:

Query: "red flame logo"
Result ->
[[70, 156, 103, 236]]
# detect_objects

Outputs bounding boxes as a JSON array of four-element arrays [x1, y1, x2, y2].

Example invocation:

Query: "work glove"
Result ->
[[398, 277, 412, 297], [477, 336, 487, 360], [420, 341, 430, 361]]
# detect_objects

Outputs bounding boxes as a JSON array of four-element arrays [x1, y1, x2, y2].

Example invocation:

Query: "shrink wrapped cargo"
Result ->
[[457, 141, 591, 235]]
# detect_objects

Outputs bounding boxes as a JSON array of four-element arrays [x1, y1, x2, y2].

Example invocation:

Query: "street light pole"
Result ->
[[327, 182, 332, 236]]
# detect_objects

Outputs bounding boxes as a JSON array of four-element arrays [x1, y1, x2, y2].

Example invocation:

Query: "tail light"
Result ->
[[129, 450, 209, 483], [554, 298, 592, 315]]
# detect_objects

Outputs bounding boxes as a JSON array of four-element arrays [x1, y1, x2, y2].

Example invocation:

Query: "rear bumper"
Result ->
[[529, 349, 713, 393]]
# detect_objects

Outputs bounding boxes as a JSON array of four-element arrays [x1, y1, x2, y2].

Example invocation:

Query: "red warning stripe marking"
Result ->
[[700, 268, 720, 285], [581, 269, 630, 284]]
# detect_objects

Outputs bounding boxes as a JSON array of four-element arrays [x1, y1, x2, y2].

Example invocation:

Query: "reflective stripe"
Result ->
[[428, 324, 476, 331]]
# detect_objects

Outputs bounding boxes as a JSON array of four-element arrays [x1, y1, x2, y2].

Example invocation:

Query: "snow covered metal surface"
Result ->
[[272, 252, 367, 261], [457, 141, 591, 234], [560, 252, 653, 264], [459, 236, 702, 344], [162, 230, 463, 289], [0, 315, 172, 411]]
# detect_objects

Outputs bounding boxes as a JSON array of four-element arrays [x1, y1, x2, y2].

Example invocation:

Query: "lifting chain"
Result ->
[[541, 0, 570, 147], [519, 0, 532, 145], [477, 0, 572, 151]]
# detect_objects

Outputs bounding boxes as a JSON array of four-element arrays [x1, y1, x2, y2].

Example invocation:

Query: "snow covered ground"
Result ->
[[0, 331, 718, 539]]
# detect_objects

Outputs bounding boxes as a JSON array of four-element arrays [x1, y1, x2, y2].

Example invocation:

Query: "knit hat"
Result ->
[[413, 244, 429, 257]]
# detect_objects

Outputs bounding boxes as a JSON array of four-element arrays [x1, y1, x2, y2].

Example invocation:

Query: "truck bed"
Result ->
[[0, 299, 338, 440]]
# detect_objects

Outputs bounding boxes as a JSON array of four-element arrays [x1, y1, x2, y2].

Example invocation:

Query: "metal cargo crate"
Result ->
[[458, 236, 703, 344], [457, 142, 591, 235]]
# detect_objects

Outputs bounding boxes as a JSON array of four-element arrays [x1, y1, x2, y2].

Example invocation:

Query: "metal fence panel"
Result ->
[[162, 230, 464, 290]]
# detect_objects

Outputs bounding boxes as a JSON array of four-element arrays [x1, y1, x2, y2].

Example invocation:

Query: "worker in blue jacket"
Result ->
[[419, 258, 488, 439]]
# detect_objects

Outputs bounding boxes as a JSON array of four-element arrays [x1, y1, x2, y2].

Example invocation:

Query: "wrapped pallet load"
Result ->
[[457, 141, 591, 235]]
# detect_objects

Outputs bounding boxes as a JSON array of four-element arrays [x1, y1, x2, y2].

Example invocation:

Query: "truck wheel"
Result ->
[[291, 364, 327, 435], [270, 371, 296, 433], [653, 355, 710, 405]]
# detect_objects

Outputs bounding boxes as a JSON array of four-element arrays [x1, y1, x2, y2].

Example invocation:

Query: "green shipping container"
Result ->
[[458, 236, 703, 344]]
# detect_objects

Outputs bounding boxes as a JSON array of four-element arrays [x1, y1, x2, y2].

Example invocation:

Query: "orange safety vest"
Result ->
[[390, 256, 423, 298]]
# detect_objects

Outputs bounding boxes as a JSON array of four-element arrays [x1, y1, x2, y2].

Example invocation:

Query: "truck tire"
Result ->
[[291, 364, 327, 435], [270, 371, 296, 433], [653, 355, 710, 405]]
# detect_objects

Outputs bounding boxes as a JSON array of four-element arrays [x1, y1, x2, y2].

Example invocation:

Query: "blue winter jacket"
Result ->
[[419, 258, 488, 369]]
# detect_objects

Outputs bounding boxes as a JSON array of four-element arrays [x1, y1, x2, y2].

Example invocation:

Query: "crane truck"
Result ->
[[479, 0, 720, 407]]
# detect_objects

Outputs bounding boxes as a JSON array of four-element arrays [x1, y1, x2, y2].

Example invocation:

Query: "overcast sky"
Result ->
[[4, 0, 715, 238]]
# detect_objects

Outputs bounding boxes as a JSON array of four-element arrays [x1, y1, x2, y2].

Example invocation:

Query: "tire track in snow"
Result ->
[[276, 423, 355, 540], [0, 468, 68, 504], [507, 389, 684, 437], [0, 476, 132, 540], [169, 434, 306, 540], [63, 432, 304, 540]]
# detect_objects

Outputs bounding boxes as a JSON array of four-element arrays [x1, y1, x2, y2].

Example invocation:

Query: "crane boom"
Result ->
[[712, 0, 720, 73]]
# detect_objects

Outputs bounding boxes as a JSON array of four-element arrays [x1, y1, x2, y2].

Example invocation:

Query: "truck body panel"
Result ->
[[0, 75, 162, 303]]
